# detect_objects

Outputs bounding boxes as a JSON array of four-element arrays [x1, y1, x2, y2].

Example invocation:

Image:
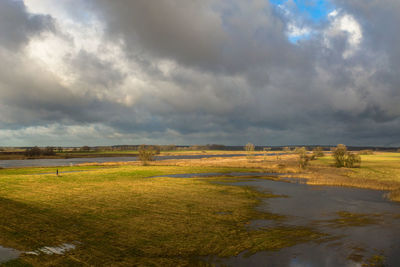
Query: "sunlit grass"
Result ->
[[308, 152, 400, 201], [0, 165, 326, 266]]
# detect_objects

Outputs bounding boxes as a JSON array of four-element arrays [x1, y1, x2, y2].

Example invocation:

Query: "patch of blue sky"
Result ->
[[270, 0, 334, 22], [270, 0, 334, 43], [288, 33, 311, 43]]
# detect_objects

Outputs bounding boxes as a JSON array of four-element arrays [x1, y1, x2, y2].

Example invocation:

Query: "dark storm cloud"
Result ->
[[0, 0, 54, 50], [1, 0, 400, 146]]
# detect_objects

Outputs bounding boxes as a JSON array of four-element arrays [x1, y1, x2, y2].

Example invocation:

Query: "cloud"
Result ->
[[0, 0, 400, 146], [0, 0, 54, 50]]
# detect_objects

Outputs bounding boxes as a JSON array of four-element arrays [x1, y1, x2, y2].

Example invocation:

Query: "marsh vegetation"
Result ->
[[0, 148, 399, 266]]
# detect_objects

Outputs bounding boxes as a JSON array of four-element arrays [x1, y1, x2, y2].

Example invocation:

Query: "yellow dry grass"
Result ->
[[0, 165, 325, 266]]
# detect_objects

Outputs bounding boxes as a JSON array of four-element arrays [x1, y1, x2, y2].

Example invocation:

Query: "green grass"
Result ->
[[0, 165, 326, 266]]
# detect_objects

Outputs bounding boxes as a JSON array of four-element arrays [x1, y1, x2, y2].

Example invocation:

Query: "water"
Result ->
[[0, 245, 20, 263], [214, 179, 400, 266], [0, 243, 78, 264], [153, 172, 400, 266], [0, 153, 271, 168]]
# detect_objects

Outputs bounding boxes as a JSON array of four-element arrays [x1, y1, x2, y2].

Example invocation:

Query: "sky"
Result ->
[[0, 0, 399, 147]]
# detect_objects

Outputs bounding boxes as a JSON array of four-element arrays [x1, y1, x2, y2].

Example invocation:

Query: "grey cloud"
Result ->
[[1, 0, 400, 146], [0, 0, 54, 50]]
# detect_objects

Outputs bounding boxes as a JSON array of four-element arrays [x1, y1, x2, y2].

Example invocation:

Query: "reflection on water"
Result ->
[[0, 245, 20, 263], [0, 153, 274, 168], [155, 172, 400, 266], [217, 179, 400, 266]]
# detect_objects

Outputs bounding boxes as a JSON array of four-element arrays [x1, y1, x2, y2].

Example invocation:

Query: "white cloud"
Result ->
[[325, 10, 363, 58]]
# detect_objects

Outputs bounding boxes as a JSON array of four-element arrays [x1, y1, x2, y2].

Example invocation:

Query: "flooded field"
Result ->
[[155, 173, 400, 266], [219, 179, 400, 266], [0, 153, 269, 168], [1, 164, 399, 266]]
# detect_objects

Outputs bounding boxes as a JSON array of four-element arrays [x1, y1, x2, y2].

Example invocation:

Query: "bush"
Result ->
[[333, 144, 361, 168], [333, 144, 347, 167], [345, 153, 361, 168], [138, 145, 156, 165]]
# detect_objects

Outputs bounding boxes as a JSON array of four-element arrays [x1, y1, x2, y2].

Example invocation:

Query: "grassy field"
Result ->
[[307, 152, 400, 201], [1, 151, 399, 266], [0, 165, 327, 266]]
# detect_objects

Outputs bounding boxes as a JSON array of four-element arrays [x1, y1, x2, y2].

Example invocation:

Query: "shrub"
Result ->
[[138, 145, 156, 165], [345, 153, 361, 168], [333, 144, 361, 168], [333, 144, 347, 167]]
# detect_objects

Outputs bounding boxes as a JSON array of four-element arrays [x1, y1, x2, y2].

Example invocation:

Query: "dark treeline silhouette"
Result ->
[[25, 146, 55, 157]]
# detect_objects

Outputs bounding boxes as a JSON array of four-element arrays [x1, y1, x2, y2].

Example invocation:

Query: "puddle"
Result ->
[[0, 245, 20, 263], [24, 242, 78, 256], [209, 179, 400, 266], [0, 242, 79, 264]]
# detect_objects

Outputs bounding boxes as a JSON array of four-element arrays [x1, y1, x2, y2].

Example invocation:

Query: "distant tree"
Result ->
[[333, 144, 348, 167], [57, 147, 63, 153], [25, 146, 42, 157], [245, 143, 255, 160], [296, 147, 310, 169], [138, 145, 156, 165], [43, 147, 55, 156], [333, 144, 361, 168], [148, 145, 161, 155]]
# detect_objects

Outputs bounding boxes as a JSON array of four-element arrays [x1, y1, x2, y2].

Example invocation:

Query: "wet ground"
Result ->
[[153, 173, 400, 266], [0, 245, 20, 264], [2, 172, 398, 266], [219, 178, 400, 266], [0, 153, 271, 168]]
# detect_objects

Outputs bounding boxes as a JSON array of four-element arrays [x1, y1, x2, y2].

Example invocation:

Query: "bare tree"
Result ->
[[296, 147, 309, 169], [138, 145, 156, 165], [245, 143, 255, 160]]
